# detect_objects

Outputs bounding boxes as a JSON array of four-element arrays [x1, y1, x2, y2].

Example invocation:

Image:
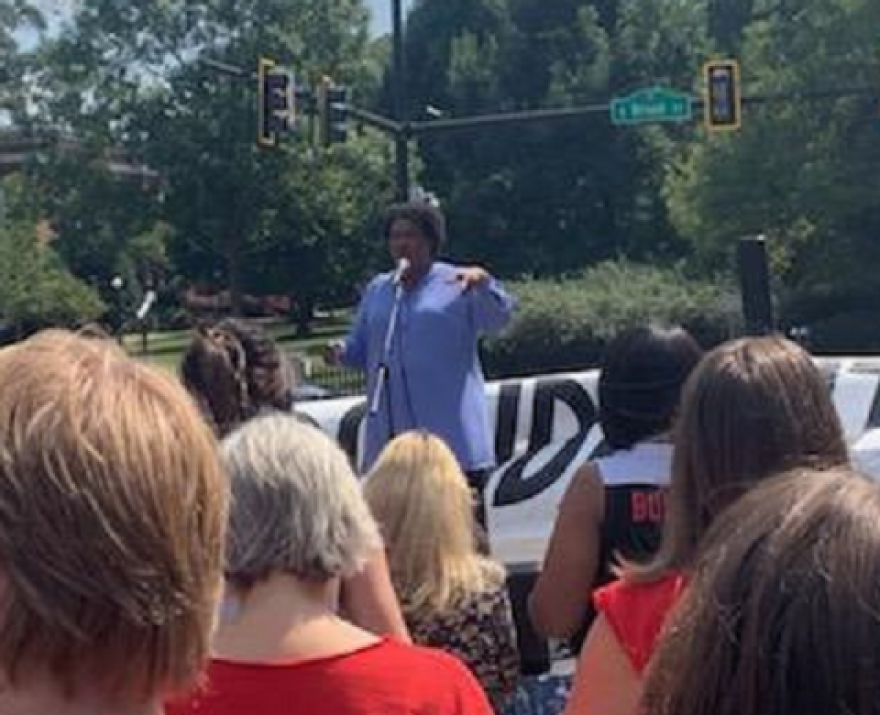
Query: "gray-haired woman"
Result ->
[[169, 415, 494, 715]]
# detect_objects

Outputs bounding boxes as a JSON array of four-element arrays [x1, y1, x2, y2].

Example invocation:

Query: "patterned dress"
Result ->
[[404, 582, 521, 713]]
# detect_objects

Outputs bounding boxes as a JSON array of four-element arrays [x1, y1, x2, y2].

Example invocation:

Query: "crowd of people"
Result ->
[[1, 201, 879, 715]]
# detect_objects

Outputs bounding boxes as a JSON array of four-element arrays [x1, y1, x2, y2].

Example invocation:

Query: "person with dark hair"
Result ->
[[181, 318, 410, 644], [562, 336, 850, 715], [529, 325, 702, 647], [643, 467, 880, 715], [328, 201, 516, 500], [180, 318, 295, 437]]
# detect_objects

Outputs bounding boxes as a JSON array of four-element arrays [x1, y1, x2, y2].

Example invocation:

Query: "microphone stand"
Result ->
[[368, 277, 405, 441]]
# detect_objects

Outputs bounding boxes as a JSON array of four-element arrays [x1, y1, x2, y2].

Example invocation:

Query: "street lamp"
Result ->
[[110, 276, 125, 344]]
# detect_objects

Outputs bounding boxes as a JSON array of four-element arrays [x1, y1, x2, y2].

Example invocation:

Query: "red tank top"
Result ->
[[593, 573, 685, 673]]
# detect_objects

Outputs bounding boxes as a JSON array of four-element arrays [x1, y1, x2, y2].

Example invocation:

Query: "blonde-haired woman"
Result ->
[[365, 432, 520, 712]]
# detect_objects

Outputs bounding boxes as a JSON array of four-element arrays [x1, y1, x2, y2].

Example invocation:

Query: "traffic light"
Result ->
[[318, 79, 349, 145], [703, 59, 741, 132], [257, 57, 295, 148]]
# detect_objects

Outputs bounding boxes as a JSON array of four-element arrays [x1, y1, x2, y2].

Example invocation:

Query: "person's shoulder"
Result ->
[[595, 573, 684, 613], [593, 573, 685, 673], [397, 643, 493, 712], [596, 441, 673, 488], [560, 461, 605, 519], [379, 638, 474, 679], [431, 261, 459, 278], [365, 272, 392, 292]]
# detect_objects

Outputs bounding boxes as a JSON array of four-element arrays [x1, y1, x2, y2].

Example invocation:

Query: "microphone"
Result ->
[[392, 257, 410, 285]]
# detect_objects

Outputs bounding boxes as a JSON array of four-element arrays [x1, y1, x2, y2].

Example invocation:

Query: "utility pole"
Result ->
[[391, 0, 410, 201]]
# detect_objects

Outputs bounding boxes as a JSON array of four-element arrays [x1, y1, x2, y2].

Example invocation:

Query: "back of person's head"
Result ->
[[76, 321, 113, 340], [598, 325, 703, 450], [180, 318, 293, 436], [633, 335, 848, 580], [643, 467, 880, 715], [364, 431, 503, 614], [0, 330, 227, 702], [221, 414, 381, 590], [383, 201, 447, 256]]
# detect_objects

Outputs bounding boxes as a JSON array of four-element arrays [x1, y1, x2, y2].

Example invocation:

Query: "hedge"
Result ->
[[482, 260, 740, 378]]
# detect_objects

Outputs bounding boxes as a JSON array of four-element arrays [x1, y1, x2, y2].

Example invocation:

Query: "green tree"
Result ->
[[0, 219, 104, 335], [21, 152, 163, 298], [666, 0, 880, 335], [27, 0, 392, 319], [400, 0, 707, 275]]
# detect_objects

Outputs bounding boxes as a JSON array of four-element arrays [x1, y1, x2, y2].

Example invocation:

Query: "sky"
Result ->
[[367, 0, 413, 36], [18, 0, 410, 43]]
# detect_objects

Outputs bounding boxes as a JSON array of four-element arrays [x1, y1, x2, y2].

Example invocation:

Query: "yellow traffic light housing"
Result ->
[[318, 77, 349, 146], [704, 59, 742, 132], [257, 57, 294, 148]]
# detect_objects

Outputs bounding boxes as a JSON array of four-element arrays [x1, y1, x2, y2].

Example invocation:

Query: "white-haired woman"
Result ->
[[168, 416, 492, 715], [365, 432, 521, 712]]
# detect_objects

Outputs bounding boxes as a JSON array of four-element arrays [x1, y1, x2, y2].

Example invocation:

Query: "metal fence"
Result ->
[[286, 349, 365, 400]]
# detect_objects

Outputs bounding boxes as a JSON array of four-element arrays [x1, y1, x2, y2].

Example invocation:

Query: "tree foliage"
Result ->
[[3, 0, 880, 349], [666, 0, 880, 330], [0, 216, 104, 333], [400, 0, 707, 275], [18, 0, 392, 320]]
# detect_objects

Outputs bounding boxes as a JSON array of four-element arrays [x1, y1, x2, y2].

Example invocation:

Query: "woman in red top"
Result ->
[[168, 415, 492, 715], [563, 336, 849, 715]]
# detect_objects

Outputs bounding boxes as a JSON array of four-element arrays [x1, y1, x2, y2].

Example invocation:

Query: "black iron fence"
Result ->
[[286, 349, 365, 400]]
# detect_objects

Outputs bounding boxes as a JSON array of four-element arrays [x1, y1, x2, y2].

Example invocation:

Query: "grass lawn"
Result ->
[[124, 314, 352, 375]]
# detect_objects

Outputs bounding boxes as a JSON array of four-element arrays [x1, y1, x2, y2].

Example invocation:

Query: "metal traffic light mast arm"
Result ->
[[401, 85, 879, 137], [199, 57, 254, 79], [346, 106, 403, 134], [408, 102, 611, 136]]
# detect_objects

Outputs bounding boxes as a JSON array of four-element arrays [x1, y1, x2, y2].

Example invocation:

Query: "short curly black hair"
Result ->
[[383, 202, 447, 256]]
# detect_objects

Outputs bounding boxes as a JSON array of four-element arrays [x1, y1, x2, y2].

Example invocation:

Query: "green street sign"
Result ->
[[610, 87, 694, 126]]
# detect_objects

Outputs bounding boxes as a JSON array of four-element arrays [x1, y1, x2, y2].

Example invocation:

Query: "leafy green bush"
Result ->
[[0, 223, 105, 338], [483, 260, 740, 378]]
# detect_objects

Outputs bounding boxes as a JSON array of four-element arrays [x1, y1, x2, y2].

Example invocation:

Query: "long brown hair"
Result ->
[[626, 336, 848, 582], [180, 318, 294, 436], [643, 468, 880, 715]]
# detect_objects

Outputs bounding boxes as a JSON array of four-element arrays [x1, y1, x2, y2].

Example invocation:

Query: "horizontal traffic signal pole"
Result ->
[[200, 57, 254, 79], [408, 102, 611, 137], [395, 86, 877, 138], [742, 86, 877, 105], [347, 106, 402, 134]]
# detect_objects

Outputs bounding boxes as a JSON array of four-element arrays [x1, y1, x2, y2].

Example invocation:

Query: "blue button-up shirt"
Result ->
[[342, 261, 516, 472]]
